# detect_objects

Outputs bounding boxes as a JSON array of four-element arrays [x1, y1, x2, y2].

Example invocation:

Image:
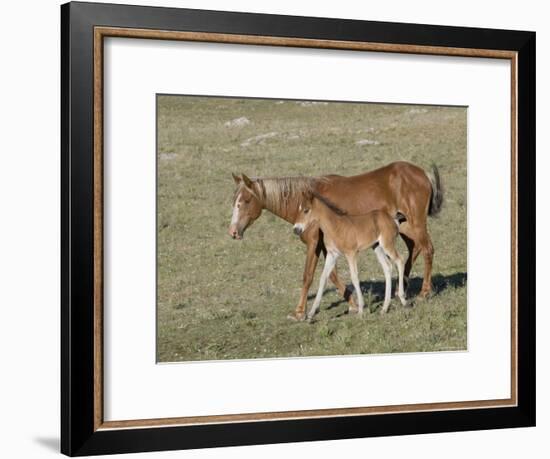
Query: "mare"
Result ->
[[228, 161, 443, 320]]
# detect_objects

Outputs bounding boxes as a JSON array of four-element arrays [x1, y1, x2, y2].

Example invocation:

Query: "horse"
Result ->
[[228, 161, 443, 321], [293, 192, 408, 319]]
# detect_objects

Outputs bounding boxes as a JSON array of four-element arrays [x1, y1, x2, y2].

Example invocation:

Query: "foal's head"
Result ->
[[293, 194, 316, 237], [293, 193, 347, 237], [228, 173, 263, 240]]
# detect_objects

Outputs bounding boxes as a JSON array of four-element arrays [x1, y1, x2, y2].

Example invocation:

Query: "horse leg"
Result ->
[[402, 224, 434, 299], [395, 256, 408, 306], [374, 246, 393, 313], [399, 231, 416, 292], [346, 253, 365, 315], [288, 241, 322, 321], [307, 252, 338, 320], [328, 263, 358, 313], [399, 223, 425, 295], [417, 230, 435, 298], [379, 242, 408, 308]]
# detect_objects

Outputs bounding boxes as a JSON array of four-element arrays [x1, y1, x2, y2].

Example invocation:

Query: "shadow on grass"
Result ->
[[308, 272, 467, 310]]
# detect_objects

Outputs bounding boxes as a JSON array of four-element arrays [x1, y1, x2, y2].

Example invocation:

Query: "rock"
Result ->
[[241, 132, 278, 147], [355, 139, 380, 146], [224, 117, 251, 127]]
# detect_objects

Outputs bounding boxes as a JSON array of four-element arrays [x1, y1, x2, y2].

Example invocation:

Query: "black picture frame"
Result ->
[[61, 1, 535, 456]]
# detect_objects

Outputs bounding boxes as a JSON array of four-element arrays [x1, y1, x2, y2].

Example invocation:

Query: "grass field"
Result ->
[[157, 95, 467, 362]]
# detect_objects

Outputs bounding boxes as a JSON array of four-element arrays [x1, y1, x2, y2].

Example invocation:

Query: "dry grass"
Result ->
[[157, 96, 467, 362]]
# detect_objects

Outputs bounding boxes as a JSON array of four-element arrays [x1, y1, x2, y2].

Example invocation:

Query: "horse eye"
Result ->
[[244, 199, 251, 204], [304, 208, 310, 214]]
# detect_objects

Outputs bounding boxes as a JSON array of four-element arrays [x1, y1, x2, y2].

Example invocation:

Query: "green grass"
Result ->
[[157, 96, 467, 362]]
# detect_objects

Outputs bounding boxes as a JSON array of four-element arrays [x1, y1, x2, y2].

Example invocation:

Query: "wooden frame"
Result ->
[[61, 1, 535, 456]]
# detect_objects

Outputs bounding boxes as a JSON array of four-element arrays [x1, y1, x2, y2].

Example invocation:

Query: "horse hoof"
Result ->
[[417, 291, 432, 301], [287, 313, 306, 322], [348, 307, 359, 315]]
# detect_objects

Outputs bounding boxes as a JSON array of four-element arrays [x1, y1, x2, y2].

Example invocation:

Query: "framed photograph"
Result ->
[[61, 1, 535, 456]]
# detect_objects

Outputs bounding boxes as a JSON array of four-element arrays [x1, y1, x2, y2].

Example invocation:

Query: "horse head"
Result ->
[[228, 173, 263, 240]]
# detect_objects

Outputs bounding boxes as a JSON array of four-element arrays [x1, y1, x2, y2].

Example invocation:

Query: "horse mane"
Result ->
[[249, 176, 327, 215], [311, 191, 348, 216]]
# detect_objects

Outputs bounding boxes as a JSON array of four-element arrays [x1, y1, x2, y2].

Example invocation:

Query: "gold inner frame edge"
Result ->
[[93, 26, 518, 431]]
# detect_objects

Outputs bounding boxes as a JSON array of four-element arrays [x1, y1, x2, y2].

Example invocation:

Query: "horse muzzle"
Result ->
[[293, 225, 304, 236], [228, 225, 243, 240]]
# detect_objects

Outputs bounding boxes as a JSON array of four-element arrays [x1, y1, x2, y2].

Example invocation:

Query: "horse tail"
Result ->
[[427, 164, 444, 217]]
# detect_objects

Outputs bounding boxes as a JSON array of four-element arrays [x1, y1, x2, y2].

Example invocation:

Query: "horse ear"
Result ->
[[232, 173, 242, 184], [241, 173, 254, 189]]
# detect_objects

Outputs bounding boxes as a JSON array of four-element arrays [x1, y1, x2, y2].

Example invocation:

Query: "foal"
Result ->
[[293, 193, 408, 320]]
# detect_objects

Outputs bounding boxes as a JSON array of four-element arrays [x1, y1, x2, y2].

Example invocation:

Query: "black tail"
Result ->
[[428, 164, 444, 217]]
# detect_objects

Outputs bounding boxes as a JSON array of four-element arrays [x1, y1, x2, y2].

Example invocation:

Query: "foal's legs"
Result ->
[[374, 246, 393, 313], [379, 241, 408, 308], [346, 253, 365, 314], [290, 230, 356, 321], [307, 252, 339, 320], [329, 264, 358, 313]]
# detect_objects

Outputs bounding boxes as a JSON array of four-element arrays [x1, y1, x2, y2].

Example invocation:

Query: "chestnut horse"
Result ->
[[228, 161, 443, 321], [293, 193, 408, 319]]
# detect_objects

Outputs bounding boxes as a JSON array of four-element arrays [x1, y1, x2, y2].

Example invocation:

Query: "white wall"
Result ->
[[0, 1, 544, 458]]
